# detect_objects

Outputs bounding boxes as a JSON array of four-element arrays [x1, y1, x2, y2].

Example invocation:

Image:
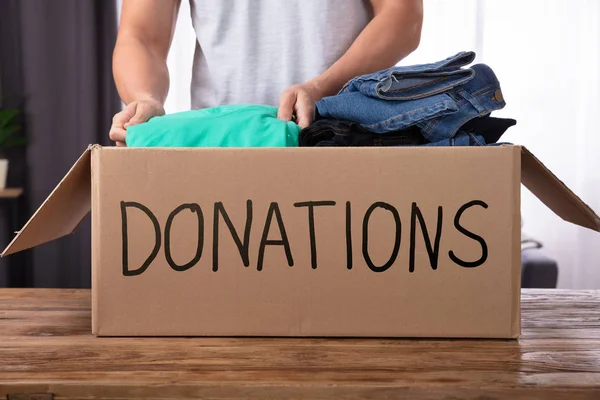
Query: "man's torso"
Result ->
[[188, 0, 372, 109]]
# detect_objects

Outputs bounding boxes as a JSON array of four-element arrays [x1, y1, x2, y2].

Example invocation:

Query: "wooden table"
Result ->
[[1, 289, 599, 399]]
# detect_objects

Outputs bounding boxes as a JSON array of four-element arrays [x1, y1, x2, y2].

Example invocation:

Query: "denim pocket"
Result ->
[[373, 70, 475, 101], [362, 93, 459, 133], [340, 51, 476, 97]]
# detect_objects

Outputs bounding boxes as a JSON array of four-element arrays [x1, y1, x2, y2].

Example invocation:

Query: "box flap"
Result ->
[[521, 147, 600, 232], [2, 146, 93, 256]]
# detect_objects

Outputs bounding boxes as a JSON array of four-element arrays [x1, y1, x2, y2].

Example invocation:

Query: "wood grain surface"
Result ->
[[1, 289, 599, 399]]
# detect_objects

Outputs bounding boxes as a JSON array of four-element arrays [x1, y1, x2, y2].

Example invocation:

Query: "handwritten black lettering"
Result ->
[[449, 200, 489, 268], [121, 201, 161, 277], [213, 200, 253, 272], [257, 202, 294, 271], [293, 201, 336, 269], [409, 203, 443, 273], [362, 202, 401, 273], [346, 201, 353, 270], [164, 203, 204, 272]]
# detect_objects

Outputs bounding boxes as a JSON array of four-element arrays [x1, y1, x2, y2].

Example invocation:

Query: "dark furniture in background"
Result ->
[[0, 188, 27, 287], [522, 249, 559, 288]]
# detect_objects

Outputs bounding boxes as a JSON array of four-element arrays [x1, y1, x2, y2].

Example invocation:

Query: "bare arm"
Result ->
[[279, 0, 423, 127], [110, 0, 180, 145], [313, 0, 423, 97]]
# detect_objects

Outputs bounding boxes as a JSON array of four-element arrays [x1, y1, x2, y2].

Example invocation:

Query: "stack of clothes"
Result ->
[[126, 51, 515, 148], [301, 51, 516, 148]]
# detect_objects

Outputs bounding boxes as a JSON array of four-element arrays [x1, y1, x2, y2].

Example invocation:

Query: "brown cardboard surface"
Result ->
[[510, 147, 522, 338], [91, 147, 102, 334], [521, 147, 600, 232], [91, 146, 521, 337], [4, 144, 597, 338]]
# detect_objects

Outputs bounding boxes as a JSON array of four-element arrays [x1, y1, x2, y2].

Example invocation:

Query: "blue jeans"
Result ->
[[314, 52, 507, 143], [424, 131, 486, 147], [341, 51, 476, 100]]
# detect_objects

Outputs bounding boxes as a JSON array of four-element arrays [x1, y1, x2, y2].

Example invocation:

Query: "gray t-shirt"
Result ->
[[188, 0, 371, 109]]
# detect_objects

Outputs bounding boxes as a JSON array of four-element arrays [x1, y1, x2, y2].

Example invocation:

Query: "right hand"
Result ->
[[109, 99, 165, 147]]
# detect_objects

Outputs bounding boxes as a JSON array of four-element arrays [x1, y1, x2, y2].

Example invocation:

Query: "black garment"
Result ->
[[460, 115, 517, 144], [299, 115, 516, 148], [299, 120, 426, 147]]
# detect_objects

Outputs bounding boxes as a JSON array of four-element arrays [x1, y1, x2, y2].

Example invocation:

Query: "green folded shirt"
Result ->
[[126, 104, 301, 148]]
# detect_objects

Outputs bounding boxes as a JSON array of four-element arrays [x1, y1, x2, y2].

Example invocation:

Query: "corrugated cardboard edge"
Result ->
[[521, 147, 600, 232], [91, 146, 101, 336], [1, 145, 95, 256], [511, 146, 522, 339]]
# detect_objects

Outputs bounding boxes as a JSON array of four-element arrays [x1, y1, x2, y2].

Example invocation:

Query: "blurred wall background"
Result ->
[[1, 0, 598, 288], [0, 0, 120, 287]]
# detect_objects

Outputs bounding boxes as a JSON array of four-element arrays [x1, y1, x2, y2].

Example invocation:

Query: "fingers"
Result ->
[[279, 86, 315, 128], [294, 91, 314, 129], [109, 126, 127, 143], [110, 102, 137, 143], [277, 90, 296, 122], [109, 99, 165, 146], [113, 102, 137, 127], [125, 102, 152, 127]]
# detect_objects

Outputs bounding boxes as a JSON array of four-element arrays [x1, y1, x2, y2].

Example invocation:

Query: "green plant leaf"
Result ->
[[0, 136, 27, 148], [0, 124, 21, 142], [0, 109, 20, 129]]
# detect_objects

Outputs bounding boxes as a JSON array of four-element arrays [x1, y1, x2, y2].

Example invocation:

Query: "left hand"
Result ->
[[277, 81, 323, 129]]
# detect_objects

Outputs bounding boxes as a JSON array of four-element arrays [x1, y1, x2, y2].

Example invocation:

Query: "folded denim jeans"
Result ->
[[340, 51, 476, 100], [315, 51, 508, 144], [316, 63, 505, 143], [424, 131, 486, 147]]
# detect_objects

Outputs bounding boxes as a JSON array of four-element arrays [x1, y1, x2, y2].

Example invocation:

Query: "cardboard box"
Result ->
[[3, 145, 599, 338]]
